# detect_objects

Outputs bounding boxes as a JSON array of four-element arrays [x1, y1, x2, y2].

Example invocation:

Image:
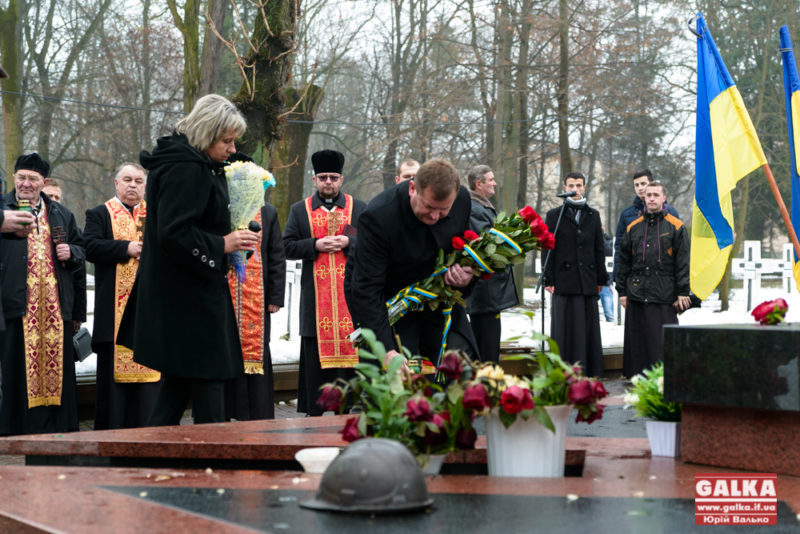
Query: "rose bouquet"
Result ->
[[623, 362, 681, 422], [224, 160, 276, 281], [318, 329, 477, 469], [750, 298, 789, 325]]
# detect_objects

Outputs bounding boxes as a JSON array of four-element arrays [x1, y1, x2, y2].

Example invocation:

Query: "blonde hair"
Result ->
[[175, 94, 247, 152]]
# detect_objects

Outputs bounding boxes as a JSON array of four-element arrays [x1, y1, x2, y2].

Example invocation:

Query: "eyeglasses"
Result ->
[[315, 174, 341, 182]]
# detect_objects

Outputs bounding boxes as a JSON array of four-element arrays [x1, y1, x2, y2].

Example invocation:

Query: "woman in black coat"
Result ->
[[118, 94, 260, 425]]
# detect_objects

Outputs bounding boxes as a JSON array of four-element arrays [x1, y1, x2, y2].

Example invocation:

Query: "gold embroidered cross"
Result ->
[[319, 316, 333, 333]]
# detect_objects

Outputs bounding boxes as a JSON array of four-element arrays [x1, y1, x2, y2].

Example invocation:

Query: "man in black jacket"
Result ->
[[465, 165, 518, 362], [346, 158, 478, 369], [543, 171, 608, 377], [84, 162, 160, 429], [616, 182, 690, 377], [0, 153, 85, 435]]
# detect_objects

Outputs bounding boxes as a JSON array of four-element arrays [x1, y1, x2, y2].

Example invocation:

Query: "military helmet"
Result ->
[[299, 438, 434, 514]]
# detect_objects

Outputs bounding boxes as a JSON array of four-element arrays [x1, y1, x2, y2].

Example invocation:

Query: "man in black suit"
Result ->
[[542, 171, 609, 377], [346, 158, 477, 369], [84, 162, 160, 429]]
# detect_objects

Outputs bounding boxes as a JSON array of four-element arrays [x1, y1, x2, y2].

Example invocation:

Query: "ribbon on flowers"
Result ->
[[488, 228, 522, 254], [463, 244, 494, 274], [434, 305, 453, 383], [384, 267, 447, 320]]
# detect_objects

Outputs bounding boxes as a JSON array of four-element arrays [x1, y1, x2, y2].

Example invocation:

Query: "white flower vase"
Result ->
[[645, 420, 681, 457], [420, 454, 446, 475], [486, 404, 571, 478]]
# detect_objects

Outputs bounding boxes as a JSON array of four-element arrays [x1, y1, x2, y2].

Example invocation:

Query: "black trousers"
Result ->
[[147, 374, 225, 425], [469, 312, 502, 363]]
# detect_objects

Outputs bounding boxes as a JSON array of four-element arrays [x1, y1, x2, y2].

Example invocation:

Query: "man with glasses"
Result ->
[[0, 153, 85, 435], [283, 150, 366, 416]]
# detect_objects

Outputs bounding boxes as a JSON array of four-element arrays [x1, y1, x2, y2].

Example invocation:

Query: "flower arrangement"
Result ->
[[750, 298, 789, 325], [318, 329, 476, 468], [623, 362, 681, 422], [321, 324, 608, 467], [224, 160, 276, 280]]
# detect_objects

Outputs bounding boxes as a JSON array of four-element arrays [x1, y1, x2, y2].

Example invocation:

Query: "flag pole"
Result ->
[[762, 162, 800, 258]]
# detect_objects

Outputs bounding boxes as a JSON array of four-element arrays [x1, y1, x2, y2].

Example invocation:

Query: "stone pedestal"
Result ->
[[664, 323, 800, 475]]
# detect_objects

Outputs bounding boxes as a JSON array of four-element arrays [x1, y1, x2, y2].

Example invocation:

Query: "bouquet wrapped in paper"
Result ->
[[225, 160, 276, 281]]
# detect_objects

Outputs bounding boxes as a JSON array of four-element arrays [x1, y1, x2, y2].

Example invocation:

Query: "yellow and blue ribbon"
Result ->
[[463, 245, 494, 274], [488, 228, 522, 254]]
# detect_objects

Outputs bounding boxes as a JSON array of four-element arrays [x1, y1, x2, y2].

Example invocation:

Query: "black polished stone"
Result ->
[[664, 324, 800, 411], [106, 487, 799, 533]]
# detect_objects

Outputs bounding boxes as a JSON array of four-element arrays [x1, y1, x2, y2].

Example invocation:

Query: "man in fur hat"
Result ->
[[0, 153, 85, 435], [283, 150, 366, 415]]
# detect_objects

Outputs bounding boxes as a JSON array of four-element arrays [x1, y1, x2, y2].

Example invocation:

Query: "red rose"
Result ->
[[340, 416, 362, 442], [575, 404, 604, 424], [463, 230, 480, 242], [751, 298, 789, 325], [455, 427, 477, 450], [404, 397, 433, 422], [463, 384, 490, 411], [540, 232, 555, 250], [518, 206, 539, 223], [529, 217, 549, 238], [437, 353, 463, 381], [568, 379, 593, 405], [452, 236, 466, 250], [480, 272, 493, 281], [316, 386, 343, 412], [592, 381, 608, 400], [500, 385, 534, 415]]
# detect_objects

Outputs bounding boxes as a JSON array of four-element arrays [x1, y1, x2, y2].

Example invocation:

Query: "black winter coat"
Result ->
[[616, 210, 690, 304], [542, 201, 608, 295], [345, 181, 475, 352], [465, 191, 518, 315], [282, 192, 366, 337], [0, 192, 85, 323], [118, 132, 243, 380]]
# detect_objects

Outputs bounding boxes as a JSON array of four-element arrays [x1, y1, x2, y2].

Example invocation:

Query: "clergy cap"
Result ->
[[311, 150, 345, 175], [15, 153, 50, 178]]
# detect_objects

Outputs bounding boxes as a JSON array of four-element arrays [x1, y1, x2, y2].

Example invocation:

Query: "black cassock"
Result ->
[[345, 181, 478, 364]]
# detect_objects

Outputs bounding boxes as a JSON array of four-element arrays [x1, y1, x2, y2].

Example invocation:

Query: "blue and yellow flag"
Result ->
[[691, 14, 767, 299], [779, 25, 800, 293]]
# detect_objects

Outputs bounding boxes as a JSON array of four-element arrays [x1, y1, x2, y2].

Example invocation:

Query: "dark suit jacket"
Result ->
[[84, 202, 138, 348], [542, 201, 608, 295], [282, 192, 366, 337], [345, 181, 476, 356]]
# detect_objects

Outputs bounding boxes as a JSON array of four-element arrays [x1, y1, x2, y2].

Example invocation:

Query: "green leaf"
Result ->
[[533, 405, 555, 432]]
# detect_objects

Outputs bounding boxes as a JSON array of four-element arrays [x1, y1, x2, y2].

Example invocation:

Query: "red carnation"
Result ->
[[540, 232, 555, 250], [404, 397, 433, 422], [462, 384, 490, 411], [518, 206, 539, 223], [592, 381, 609, 400], [568, 379, 593, 405], [751, 298, 789, 325], [340, 416, 362, 442], [437, 352, 463, 381], [316, 386, 343, 412], [500, 385, 534, 415], [480, 272, 493, 281], [452, 236, 466, 250], [463, 230, 480, 242]]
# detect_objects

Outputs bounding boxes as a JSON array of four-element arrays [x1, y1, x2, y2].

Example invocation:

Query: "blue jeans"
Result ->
[[600, 285, 614, 322]]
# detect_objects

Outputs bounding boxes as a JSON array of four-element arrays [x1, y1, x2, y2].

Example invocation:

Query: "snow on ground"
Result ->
[[76, 278, 799, 377]]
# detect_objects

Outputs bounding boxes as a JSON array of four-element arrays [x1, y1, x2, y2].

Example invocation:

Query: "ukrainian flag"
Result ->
[[779, 25, 800, 293], [691, 13, 767, 300]]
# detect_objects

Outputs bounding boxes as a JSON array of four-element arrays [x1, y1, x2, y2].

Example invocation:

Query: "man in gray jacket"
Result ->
[[465, 165, 518, 362]]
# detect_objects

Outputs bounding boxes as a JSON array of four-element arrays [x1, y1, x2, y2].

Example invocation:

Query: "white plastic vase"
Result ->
[[645, 420, 681, 457], [485, 404, 571, 478]]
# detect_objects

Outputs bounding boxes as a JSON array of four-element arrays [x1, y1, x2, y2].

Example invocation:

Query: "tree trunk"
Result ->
[[556, 0, 572, 174], [167, 0, 201, 111], [233, 0, 299, 172], [0, 0, 22, 188], [492, 0, 509, 208], [199, 0, 226, 97], [271, 84, 323, 225]]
